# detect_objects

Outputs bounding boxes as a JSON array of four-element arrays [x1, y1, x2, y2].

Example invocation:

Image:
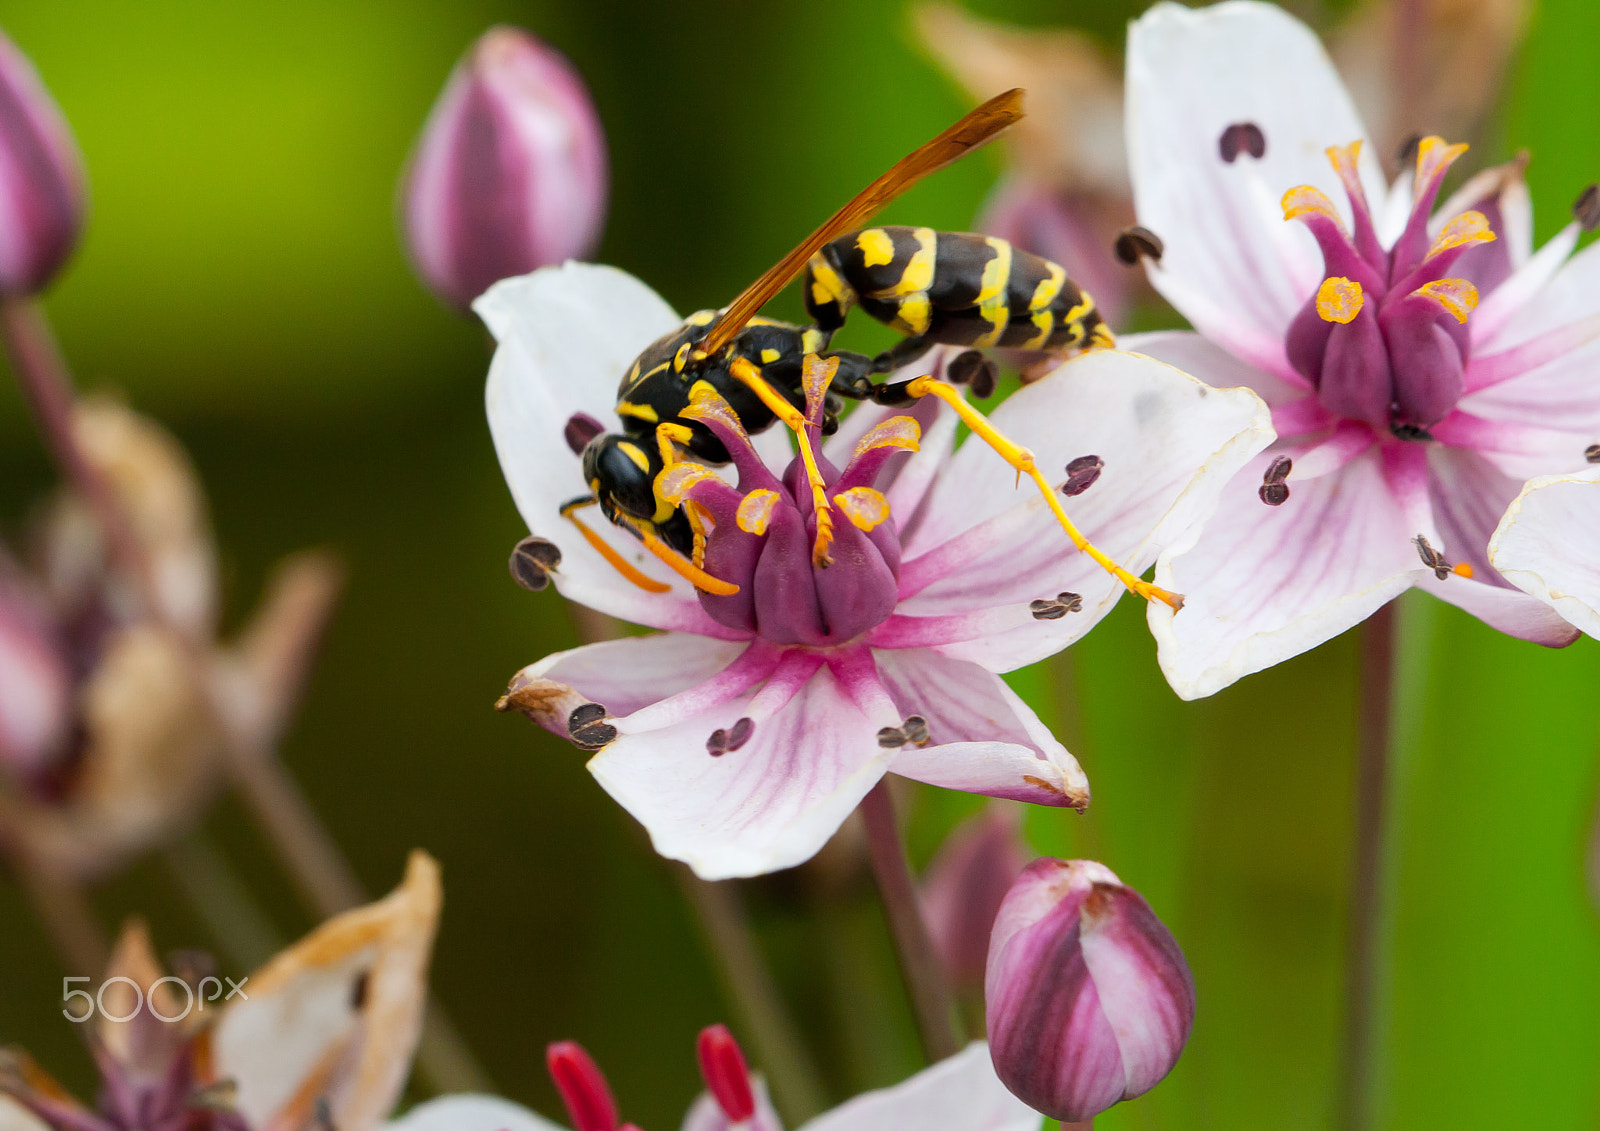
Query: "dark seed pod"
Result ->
[[510, 536, 562, 590]]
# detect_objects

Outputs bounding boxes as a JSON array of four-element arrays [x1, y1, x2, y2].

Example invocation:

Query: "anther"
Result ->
[[1586, 443, 1600, 463], [564, 413, 606, 456], [1029, 592, 1084, 620], [1218, 122, 1266, 163], [1258, 455, 1292, 506], [696, 1025, 756, 1123], [1061, 455, 1104, 497], [876, 725, 905, 748], [1573, 184, 1600, 232], [510, 536, 562, 591], [1316, 277, 1364, 324], [1113, 225, 1164, 266], [568, 703, 606, 732], [568, 703, 617, 749], [1397, 133, 1422, 168], [705, 717, 755, 757], [1412, 534, 1459, 580], [547, 1042, 619, 1131], [902, 715, 930, 747], [947, 349, 998, 398]]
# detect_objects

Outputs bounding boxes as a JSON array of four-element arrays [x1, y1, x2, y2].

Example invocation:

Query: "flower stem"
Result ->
[[1338, 600, 1398, 1131], [13, 853, 108, 974], [859, 779, 961, 1063]]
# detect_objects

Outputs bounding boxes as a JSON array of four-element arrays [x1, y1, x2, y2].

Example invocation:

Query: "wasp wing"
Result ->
[[700, 87, 1024, 357]]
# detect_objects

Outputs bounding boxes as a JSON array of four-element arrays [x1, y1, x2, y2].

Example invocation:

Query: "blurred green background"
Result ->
[[0, 0, 1597, 1128]]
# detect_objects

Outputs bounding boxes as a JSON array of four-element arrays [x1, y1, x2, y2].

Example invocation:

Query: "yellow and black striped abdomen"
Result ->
[[802, 225, 1112, 354]]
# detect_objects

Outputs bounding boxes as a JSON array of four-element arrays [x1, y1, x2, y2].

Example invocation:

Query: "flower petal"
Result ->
[[480, 263, 736, 632], [872, 648, 1089, 809], [587, 648, 898, 879], [386, 1096, 566, 1131], [881, 349, 1271, 672], [1149, 446, 1421, 699], [1489, 464, 1600, 639], [798, 1043, 1041, 1131], [1127, 1, 1382, 374], [680, 1078, 784, 1131]]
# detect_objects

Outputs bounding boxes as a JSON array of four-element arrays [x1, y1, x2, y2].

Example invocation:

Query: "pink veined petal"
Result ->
[[1489, 465, 1600, 639], [1472, 222, 1582, 349], [1380, 442, 1437, 544], [384, 1096, 566, 1131], [871, 648, 1090, 809], [1148, 447, 1421, 700], [885, 349, 1270, 673], [1126, 2, 1382, 368], [1290, 421, 1376, 481], [1429, 410, 1595, 481], [797, 1043, 1041, 1131], [1120, 329, 1311, 402], [681, 1077, 786, 1131], [480, 263, 737, 633], [588, 647, 897, 879], [1271, 397, 1336, 442], [1464, 311, 1600, 394]]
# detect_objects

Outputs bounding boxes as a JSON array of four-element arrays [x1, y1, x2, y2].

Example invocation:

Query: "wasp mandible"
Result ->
[[560, 88, 1181, 611]]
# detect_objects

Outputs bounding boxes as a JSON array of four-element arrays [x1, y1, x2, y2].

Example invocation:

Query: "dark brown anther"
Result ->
[[564, 412, 606, 455], [877, 725, 907, 748], [726, 716, 755, 751], [1586, 443, 1600, 463], [568, 702, 607, 734], [1258, 455, 1292, 506], [1113, 225, 1164, 266], [1219, 122, 1266, 163], [510, 536, 562, 591], [1061, 455, 1104, 497], [1259, 482, 1289, 506], [570, 721, 618, 749], [1412, 534, 1454, 580], [1397, 133, 1423, 168], [1572, 184, 1600, 232], [706, 728, 729, 756], [948, 349, 999, 399], [901, 715, 930, 747], [1029, 591, 1084, 620]]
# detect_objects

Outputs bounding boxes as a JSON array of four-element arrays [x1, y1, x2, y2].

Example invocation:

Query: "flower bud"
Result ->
[[920, 803, 1032, 991], [985, 858, 1195, 1123], [402, 26, 608, 310], [0, 560, 71, 785], [0, 27, 86, 295]]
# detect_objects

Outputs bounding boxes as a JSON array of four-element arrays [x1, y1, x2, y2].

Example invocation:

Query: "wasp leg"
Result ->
[[558, 496, 671, 594], [654, 422, 710, 567], [871, 377, 1185, 611], [871, 334, 936, 375], [619, 515, 740, 596], [728, 355, 836, 567], [824, 349, 878, 401]]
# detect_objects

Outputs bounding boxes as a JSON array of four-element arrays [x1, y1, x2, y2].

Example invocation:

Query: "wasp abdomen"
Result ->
[[803, 225, 1112, 354]]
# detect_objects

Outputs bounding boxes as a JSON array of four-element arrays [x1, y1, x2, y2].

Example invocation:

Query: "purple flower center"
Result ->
[[659, 384, 917, 647], [1282, 137, 1495, 435]]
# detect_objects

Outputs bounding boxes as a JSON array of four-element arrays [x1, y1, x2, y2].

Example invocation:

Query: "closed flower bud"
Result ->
[[985, 858, 1195, 1123], [0, 27, 85, 295], [402, 26, 608, 310]]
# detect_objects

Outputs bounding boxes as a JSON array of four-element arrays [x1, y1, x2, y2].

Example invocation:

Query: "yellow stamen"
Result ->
[[624, 517, 741, 596], [1316, 277, 1365, 324], [560, 501, 671, 594], [1282, 184, 1346, 227], [736, 489, 781, 535], [852, 415, 922, 459], [656, 461, 719, 505], [1324, 141, 1366, 200], [729, 355, 836, 568], [901, 376, 1184, 611], [801, 353, 835, 425], [1412, 278, 1478, 323], [1414, 136, 1470, 200], [681, 380, 754, 446], [1427, 210, 1496, 260], [833, 487, 891, 532]]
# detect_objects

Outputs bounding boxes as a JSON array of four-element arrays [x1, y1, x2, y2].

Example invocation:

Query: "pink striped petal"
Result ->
[[872, 648, 1089, 809], [588, 647, 898, 879], [1430, 410, 1594, 481], [1148, 447, 1421, 699], [1472, 223, 1582, 349], [1489, 465, 1600, 639], [682, 1078, 785, 1131], [799, 1043, 1040, 1131]]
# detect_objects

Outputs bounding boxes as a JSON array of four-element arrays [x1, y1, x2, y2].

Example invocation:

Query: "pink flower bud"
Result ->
[[695, 1024, 755, 1123], [546, 1041, 618, 1131], [0, 27, 86, 294], [402, 26, 608, 310], [985, 858, 1195, 1123], [920, 803, 1032, 990], [0, 560, 72, 784]]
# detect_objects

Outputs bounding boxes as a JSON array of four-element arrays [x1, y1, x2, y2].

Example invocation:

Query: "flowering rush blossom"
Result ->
[[1124, 0, 1598, 697], [1489, 464, 1600, 638], [481, 261, 1269, 879], [386, 1029, 1042, 1131], [0, 23, 85, 295]]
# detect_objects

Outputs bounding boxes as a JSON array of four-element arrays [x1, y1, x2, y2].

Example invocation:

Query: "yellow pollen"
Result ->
[[736, 488, 781, 535], [681, 380, 753, 445], [1283, 184, 1345, 228], [1412, 278, 1478, 323], [1453, 561, 1475, 579], [1427, 210, 1496, 260], [655, 462, 718, 505], [832, 487, 891, 532], [1324, 141, 1366, 199], [852, 415, 921, 459], [1414, 136, 1470, 200], [1316, 277, 1364, 324]]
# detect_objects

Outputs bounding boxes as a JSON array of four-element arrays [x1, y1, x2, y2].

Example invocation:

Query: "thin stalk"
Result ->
[[676, 866, 827, 1120], [14, 854, 107, 974], [1338, 600, 1398, 1131], [858, 780, 961, 1063]]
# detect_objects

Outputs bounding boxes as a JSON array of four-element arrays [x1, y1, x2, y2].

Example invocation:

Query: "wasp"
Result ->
[[560, 88, 1179, 610]]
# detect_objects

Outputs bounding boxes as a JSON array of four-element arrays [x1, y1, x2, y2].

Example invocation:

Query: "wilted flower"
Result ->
[[1, 852, 440, 1131], [985, 858, 1195, 1123], [1123, 0, 1593, 698], [482, 262, 1269, 879], [1488, 465, 1600, 638], [920, 802, 1032, 993], [388, 1028, 1041, 1131], [0, 25, 85, 295], [402, 26, 608, 311]]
